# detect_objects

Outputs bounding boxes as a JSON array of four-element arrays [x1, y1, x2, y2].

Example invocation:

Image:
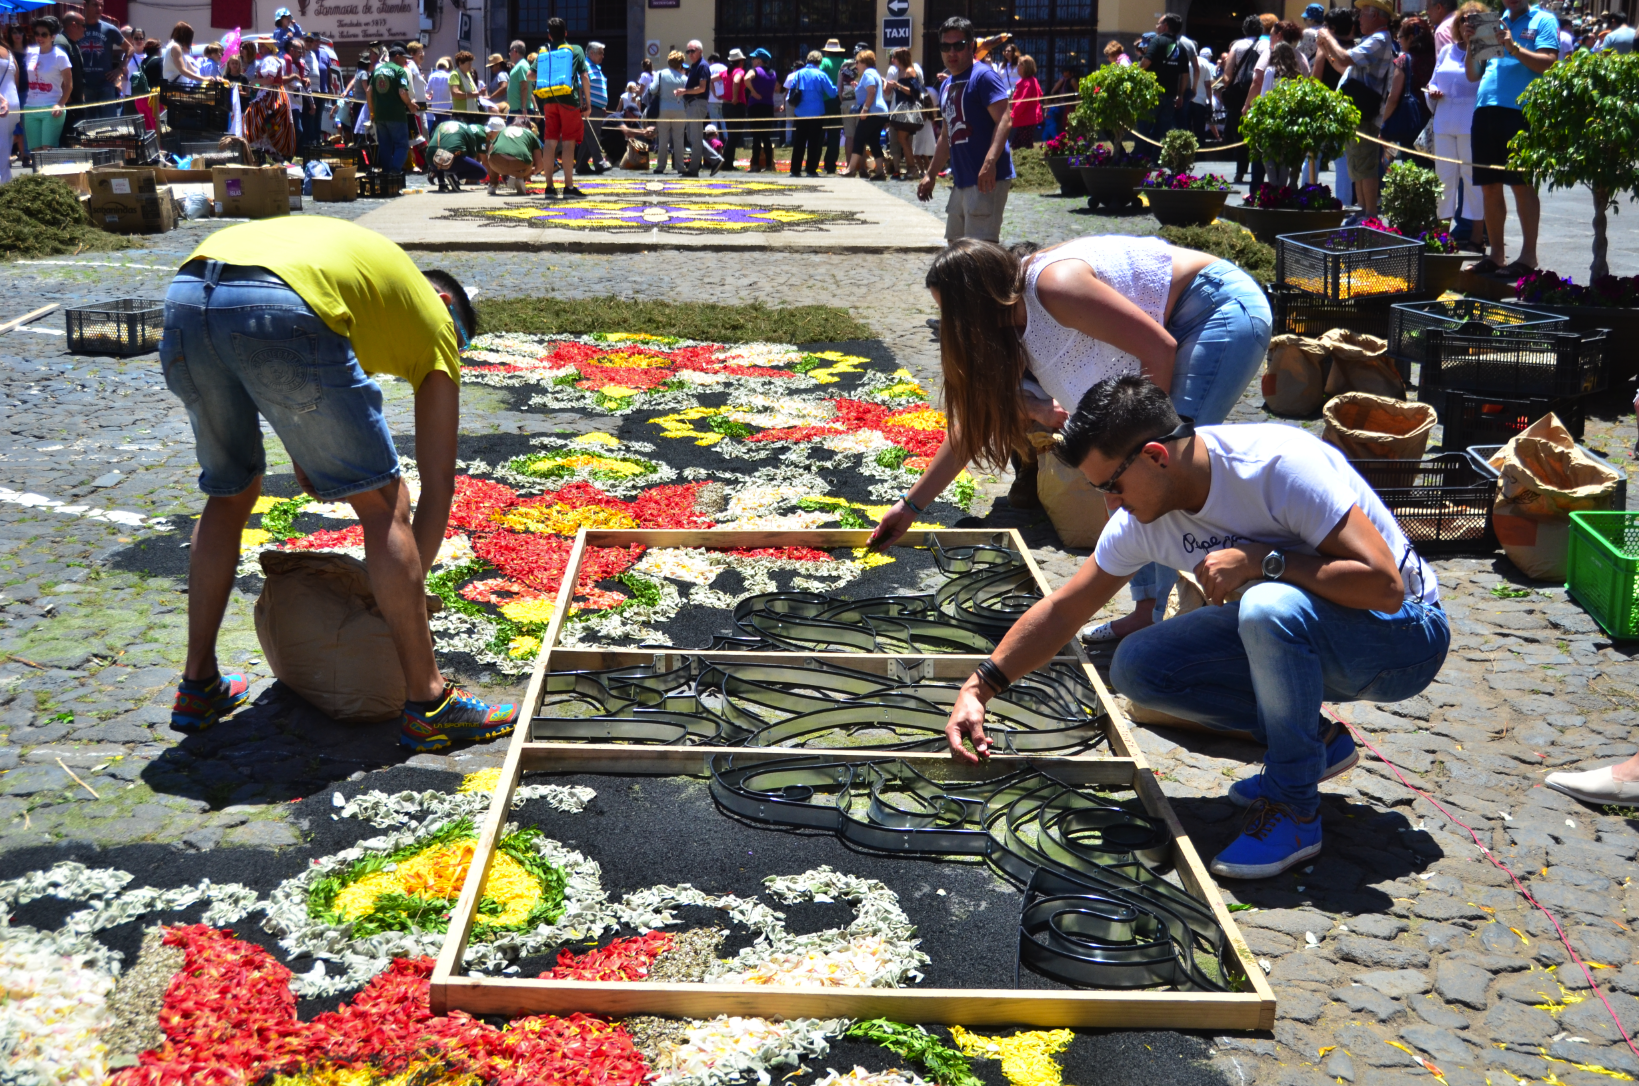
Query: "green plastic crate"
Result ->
[[1567, 511, 1639, 639]]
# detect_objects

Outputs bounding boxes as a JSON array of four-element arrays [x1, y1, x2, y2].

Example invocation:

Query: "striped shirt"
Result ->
[[588, 59, 607, 109]]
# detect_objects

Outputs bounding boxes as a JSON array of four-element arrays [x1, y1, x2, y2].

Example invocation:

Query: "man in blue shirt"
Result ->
[[786, 51, 837, 177], [1467, 0, 1559, 278], [76, 0, 126, 118], [575, 40, 613, 175], [918, 16, 1014, 244], [680, 39, 723, 176]]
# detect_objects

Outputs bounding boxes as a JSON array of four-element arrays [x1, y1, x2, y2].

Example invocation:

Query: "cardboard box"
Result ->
[[212, 165, 289, 219], [88, 167, 162, 203], [311, 165, 358, 203], [92, 184, 176, 234]]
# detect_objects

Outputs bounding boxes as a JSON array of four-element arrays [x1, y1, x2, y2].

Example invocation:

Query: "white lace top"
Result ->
[[1020, 235, 1174, 412]]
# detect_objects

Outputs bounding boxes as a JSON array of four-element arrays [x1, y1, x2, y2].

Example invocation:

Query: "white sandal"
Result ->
[[1079, 621, 1120, 644]]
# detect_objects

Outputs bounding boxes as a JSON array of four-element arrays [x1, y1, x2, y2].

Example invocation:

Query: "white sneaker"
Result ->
[[513, 176, 526, 195], [1544, 765, 1639, 807], [487, 181, 497, 196]]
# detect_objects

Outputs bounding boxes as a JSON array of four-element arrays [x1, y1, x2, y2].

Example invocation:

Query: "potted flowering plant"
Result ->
[[1233, 183, 1347, 243], [1514, 270, 1639, 390], [1070, 64, 1160, 209], [1229, 78, 1356, 241], [1139, 130, 1233, 225], [1041, 129, 1090, 196], [1377, 161, 1464, 293]]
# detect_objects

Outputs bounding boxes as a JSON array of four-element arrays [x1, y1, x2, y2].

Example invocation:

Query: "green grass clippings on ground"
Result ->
[[1158, 221, 1277, 284], [0, 175, 135, 261], [1008, 146, 1066, 193], [476, 296, 873, 345]]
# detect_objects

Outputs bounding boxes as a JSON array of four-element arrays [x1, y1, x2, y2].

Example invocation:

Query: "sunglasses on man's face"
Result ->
[[1087, 420, 1196, 495], [940, 39, 971, 53]]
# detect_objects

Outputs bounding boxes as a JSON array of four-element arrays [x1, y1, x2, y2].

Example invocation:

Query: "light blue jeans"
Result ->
[[1128, 259, 1274, 611], [1111, 583, 1449, 817], [162, 261, 400, 500]]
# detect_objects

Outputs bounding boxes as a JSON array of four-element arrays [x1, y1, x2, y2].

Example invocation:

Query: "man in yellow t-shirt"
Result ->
[[161, 216, 518, 751]]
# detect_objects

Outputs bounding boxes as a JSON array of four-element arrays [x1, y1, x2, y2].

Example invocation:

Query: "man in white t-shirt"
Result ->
[[944, 377, 1450, 880]]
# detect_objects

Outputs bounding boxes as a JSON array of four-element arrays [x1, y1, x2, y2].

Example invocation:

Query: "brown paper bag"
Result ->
[[254, 550, 443, 723], [1320, 329, 1404, 399], [1489, 413, 1622, 581], [1032, 431, 1111, 548], [1322, 392, 1438, 460], [1260, 335, 1330, 417]]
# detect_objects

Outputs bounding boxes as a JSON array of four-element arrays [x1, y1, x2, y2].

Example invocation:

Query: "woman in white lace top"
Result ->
[[871, 236, 1272, 641]]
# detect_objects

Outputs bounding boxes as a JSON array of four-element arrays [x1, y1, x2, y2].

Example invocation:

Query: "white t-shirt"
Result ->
[[1193, 59, 1217, 104], [1094, 425, 1439, 606], [708, 61, 726, 102], [26, 45, 72, 106]]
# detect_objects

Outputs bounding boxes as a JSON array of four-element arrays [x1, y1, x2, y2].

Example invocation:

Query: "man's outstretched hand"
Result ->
[[946, 680, 993, 764]]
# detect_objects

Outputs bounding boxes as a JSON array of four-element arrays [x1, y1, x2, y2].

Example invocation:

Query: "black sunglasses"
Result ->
[[939, 39, 972, 52], [1088, 420, 1195, 495]]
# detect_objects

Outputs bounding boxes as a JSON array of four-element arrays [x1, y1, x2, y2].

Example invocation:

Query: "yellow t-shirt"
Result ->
[[184, 217, 461, 390]]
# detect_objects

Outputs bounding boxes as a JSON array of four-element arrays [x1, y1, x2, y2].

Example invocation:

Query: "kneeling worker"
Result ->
[[944, 376, 1449, 878], [429, 116, 492, 192], [162, 216, 520, 751], [485, 115, 545, 196]]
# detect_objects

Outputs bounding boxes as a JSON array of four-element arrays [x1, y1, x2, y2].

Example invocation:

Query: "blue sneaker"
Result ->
[[1210, 798, 1323, 879], [1227, 723, 1358, 808], [399, 683, 520, 751], [170, 673, 251, 733]]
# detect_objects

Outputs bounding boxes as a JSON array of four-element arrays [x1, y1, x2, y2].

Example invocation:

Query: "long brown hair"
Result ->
[[924, 239, 1029, 472]]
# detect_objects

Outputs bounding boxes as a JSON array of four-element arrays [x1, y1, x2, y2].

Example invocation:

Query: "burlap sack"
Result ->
[[1032, 431, 1111, 548], [1322, 392, 1437, 461], [1488, 413, 1622, 581], [1118, 571, 1261, 741], [1321, 329, 1404, 399], [254, 550, 444, 724], [1260, 335, 1330, 417]]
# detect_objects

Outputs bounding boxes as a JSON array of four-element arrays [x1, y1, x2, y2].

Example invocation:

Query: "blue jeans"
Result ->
[[161, 262, 400, 500], [1128, 260, 1274, 609], [83, 78, 122, 119], [376, 119, 409, 172], [1332, 155, 1353, 206], [1111, 584, 1450, 817]]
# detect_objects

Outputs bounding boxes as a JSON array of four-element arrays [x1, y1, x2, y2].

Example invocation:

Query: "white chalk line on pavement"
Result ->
[[14, 261, 171, 270], [0, 486, 158, 527]]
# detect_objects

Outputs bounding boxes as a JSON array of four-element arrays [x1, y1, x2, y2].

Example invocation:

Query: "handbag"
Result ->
[[1379, 57, 1426, 142], [1338, 76, 1384, 126], [889, 93, 925, 132], [788, 81, 803, 108]]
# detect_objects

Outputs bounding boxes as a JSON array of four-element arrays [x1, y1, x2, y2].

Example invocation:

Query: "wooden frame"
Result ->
[[429, 529, 1276, 1030]]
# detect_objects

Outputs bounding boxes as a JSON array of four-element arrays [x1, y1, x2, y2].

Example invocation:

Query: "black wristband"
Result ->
[[974, 658, 1012, 696]]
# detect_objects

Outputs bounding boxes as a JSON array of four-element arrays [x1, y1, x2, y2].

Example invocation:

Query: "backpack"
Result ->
[[1230, 39, 1259, 88], [534, 43, 576, 100]]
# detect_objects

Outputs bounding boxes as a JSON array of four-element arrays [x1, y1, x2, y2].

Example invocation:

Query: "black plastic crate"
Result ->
[[1388, 298, 1568, 366], [68, 113, 146, 142], [1347, 451, 1496, 553], [1268, 284, 1394, 339], [1276, 226, 1425, 301], [1421, 328, 1607, 397], [158, 80, 232, 110], [358, 170, 405, 197], [31, 147, 123, 171], [74, 130, 161, 164], [65, 299, 164, 357], [164, 101, 232, 132], [1434, 388, 1587, 447]]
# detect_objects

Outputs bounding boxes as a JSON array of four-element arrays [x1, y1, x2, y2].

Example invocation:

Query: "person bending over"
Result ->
[[162, 216, 519, 752], [943, 376, 1450, 878], [870, 237, 1271, 644]]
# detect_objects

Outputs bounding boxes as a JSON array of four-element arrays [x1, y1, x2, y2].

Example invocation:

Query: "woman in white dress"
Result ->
[[872, 238, 1273, 641], [1425, 1, 1487, 252]]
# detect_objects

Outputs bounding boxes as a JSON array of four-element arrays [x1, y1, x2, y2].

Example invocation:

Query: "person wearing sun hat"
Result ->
[[271, 6, 303, 55], [819, 38, 847, 173], [1315, 0, 1398, 220]]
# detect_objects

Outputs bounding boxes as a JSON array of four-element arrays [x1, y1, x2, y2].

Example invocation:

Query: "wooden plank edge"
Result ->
[[518, 742, 1138, 781], [431, 531, 590, 1013], [432, 974, 1271, 1029], [580, 528, 1017, 548]]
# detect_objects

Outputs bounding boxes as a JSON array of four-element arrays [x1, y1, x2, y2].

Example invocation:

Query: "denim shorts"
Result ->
[[161, 260, 400, 500]]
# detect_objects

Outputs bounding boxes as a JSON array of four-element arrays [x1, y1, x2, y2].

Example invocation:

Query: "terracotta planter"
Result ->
[[1076, 165, 1149, 210], [1422, 252, 1467, 295], [1045, 155, 1086, 197], [1140, 187, 1231, 227], [1221, 203, 1348, 244]]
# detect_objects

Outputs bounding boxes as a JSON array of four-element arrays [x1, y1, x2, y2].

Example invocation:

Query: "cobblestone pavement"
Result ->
[[1, 180, 1638, 1084]]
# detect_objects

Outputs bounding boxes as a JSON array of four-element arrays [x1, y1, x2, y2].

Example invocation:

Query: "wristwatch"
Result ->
[[1262, 549, 1287, 580]]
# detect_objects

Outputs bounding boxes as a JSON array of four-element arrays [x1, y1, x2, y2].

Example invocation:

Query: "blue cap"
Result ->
[[274, 6, 292, 18], [750, 47, 771, 60], [1304, 3, 1326, 18]]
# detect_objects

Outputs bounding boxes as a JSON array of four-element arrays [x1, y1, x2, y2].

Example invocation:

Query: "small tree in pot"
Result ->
[[1239, 78, 1359, 198], [1510, 48, 1639, 281], [1071, 64, 1161, 156]]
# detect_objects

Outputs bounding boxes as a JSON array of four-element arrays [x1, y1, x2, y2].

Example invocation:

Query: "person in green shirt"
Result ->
[[429, 119, 490, 191], [505, 39, 533, 124], [370, 43, 419, 172], [485, 117, 544, 195]]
